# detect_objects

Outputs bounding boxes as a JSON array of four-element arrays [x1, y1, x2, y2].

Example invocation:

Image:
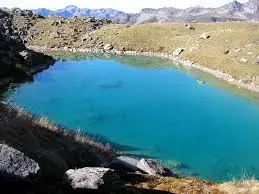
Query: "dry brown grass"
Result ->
[[134, 177, 221, 194], [94, 22, 259, 82], [218, 178, 259, 194]]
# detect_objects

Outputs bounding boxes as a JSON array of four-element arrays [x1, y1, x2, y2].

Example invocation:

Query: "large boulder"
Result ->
[[104, 156, 177, 177], [64, 167, 119, 190], [256, 55, 259, 64], [137, 159, 176, 177], [104, 156, 139, 173], [0, 144, 41, 183]]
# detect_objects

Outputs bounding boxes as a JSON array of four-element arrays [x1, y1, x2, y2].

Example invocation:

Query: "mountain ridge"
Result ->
[[30, 0, 259, 24]]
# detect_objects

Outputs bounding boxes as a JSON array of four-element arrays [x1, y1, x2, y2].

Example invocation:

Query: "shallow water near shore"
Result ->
[[3, 53, 259, 182]]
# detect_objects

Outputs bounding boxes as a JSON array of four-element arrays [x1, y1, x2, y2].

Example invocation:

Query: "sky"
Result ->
[[1, 0, 249, 13]]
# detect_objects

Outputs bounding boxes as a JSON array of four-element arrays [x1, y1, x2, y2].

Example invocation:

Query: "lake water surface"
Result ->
[[3, 54, 259, 182]]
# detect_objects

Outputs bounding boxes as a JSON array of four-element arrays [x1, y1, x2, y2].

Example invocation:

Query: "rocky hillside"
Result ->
[[31, 0, 259, 24], [136, 0, 259, 24], [0, 8, 54, 90]]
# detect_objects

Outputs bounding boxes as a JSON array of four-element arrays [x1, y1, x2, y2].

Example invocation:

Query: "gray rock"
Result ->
[[19, 50, 30, 58], [64, 167, 119, 190], [104, 156, 176, 177], [199, 33, 210, 40], [50, 31, 60, 39], [185, 24, 195, 30], [23, 10, 33, 17], [0, 144, 41, 182], [104, 44, 113, 51], [81, 34, 91, 42], [240, 58, 248, 63], [256, 55, 259, 64], [137, 159, 176, 177], [107, 156, 139, 171]]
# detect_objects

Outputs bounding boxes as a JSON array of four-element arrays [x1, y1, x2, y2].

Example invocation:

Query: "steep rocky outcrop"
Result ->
[[0, 8, 54, 90]]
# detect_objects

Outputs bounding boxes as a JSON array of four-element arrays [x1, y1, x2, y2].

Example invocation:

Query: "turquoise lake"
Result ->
[[3, 54, 259, 182]]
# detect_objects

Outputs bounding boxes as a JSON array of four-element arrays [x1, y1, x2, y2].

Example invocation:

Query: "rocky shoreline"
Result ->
[[0, 9, 55, 91], [28, 45, 259, 94]]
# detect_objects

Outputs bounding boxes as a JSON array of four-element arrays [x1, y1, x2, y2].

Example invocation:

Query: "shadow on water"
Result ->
[[79, 131, 141, 152], [119, 152, 158, 159]]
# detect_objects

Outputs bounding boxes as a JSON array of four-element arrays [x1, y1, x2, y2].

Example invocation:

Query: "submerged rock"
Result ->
[[0, 144, 41, 183], [97, 80, 123, 89], [64, 167, 119, 190]]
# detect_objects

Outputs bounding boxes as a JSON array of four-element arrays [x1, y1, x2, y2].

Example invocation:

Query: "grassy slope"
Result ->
[[94, 22, 259, 83], [28, 19, 259, 84]]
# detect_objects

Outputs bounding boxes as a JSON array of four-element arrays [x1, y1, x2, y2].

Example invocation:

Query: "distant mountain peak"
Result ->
[[32, 0, 259, 24], [65, 5, 78, 9]]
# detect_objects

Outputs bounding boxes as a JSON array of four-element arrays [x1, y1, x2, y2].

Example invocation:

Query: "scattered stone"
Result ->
[[120, 46, 126, 51], [240, 58, 248, 63], [137, 159, 176, 177], [173, 48, 184, 56], [50, 31, 60, 39], [0, 144, 41, 182], [185, 24, 195, 30], [256, 55, 259, 64], [234, 48, 241, 52], [81, 34, 91, 42], [255, 76, 259, 84], [224, 50, 229, 54], [64, 167, 119, 190], [245, 43, 253, 47], [104, 44, 113, 51], [199, 33, 210, 40]]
